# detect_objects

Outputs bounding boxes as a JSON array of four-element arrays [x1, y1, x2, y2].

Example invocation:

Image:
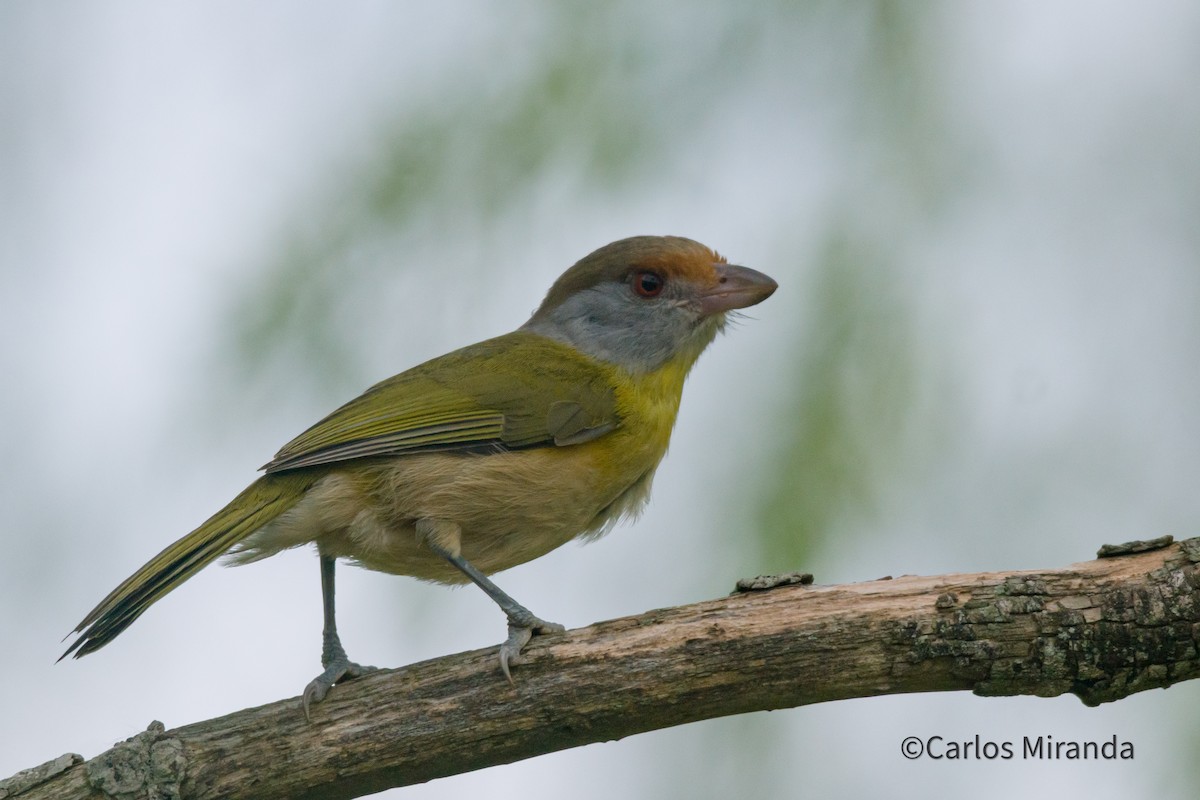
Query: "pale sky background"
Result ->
[[2, 3, 1199, 798]]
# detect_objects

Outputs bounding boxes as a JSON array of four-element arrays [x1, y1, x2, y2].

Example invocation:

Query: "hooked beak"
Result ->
[[696, 264, 778, 315]]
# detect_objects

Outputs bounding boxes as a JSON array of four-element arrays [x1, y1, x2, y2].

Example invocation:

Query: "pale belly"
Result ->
[[229, 446, 658, 584]]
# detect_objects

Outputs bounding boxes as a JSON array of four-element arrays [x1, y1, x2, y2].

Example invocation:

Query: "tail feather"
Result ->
[[62, 472, 317, 660]]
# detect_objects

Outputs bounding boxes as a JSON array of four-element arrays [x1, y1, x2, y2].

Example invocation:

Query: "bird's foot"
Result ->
[[303, 657, 378, 721], [498, 612, 564, 683]]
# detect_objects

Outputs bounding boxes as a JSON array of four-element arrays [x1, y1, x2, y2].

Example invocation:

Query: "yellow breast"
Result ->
[[248, 358, 695, 583]]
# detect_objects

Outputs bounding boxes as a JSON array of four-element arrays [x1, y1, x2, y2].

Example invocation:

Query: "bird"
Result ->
[[62, 235, 777, 717]]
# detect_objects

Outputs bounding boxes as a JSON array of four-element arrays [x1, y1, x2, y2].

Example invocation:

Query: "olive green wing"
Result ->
[[262, 331, 619, 473]]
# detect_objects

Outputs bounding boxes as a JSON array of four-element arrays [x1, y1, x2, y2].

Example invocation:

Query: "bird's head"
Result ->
[[522, 236, 777, 374]]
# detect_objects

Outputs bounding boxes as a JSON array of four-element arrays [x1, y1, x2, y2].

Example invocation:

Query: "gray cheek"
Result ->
[[522, 287, 696, 373]]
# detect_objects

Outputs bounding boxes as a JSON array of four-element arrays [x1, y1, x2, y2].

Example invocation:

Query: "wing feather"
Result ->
[[263, 331, 618, 473]]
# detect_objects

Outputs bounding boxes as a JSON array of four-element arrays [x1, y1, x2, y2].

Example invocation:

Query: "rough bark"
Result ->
[[6, 536, 1199, 800]]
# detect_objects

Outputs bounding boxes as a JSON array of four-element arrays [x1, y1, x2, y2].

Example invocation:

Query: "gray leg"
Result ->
[[302, 555, 376, 720], [428, 544, 565, 681]]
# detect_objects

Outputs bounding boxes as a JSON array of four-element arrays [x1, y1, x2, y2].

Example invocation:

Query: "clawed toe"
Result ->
[[302, 659, 377, 721], [498, 624, 532, 683], [498, 616, 563, 683]]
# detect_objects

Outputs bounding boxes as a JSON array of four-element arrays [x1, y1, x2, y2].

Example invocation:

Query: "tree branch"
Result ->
[[8, 537, 1200, 800]]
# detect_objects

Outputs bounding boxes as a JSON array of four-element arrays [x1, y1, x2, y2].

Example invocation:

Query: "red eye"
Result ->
[[633, 271, 665, 298]]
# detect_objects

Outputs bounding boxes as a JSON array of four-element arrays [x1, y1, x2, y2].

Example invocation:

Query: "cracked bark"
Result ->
[[5, 536, 1199, 800]]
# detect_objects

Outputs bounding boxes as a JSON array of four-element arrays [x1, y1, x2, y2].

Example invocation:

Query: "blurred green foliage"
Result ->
[[755, 229, 924, 568], [229, 0, 726, 394]]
